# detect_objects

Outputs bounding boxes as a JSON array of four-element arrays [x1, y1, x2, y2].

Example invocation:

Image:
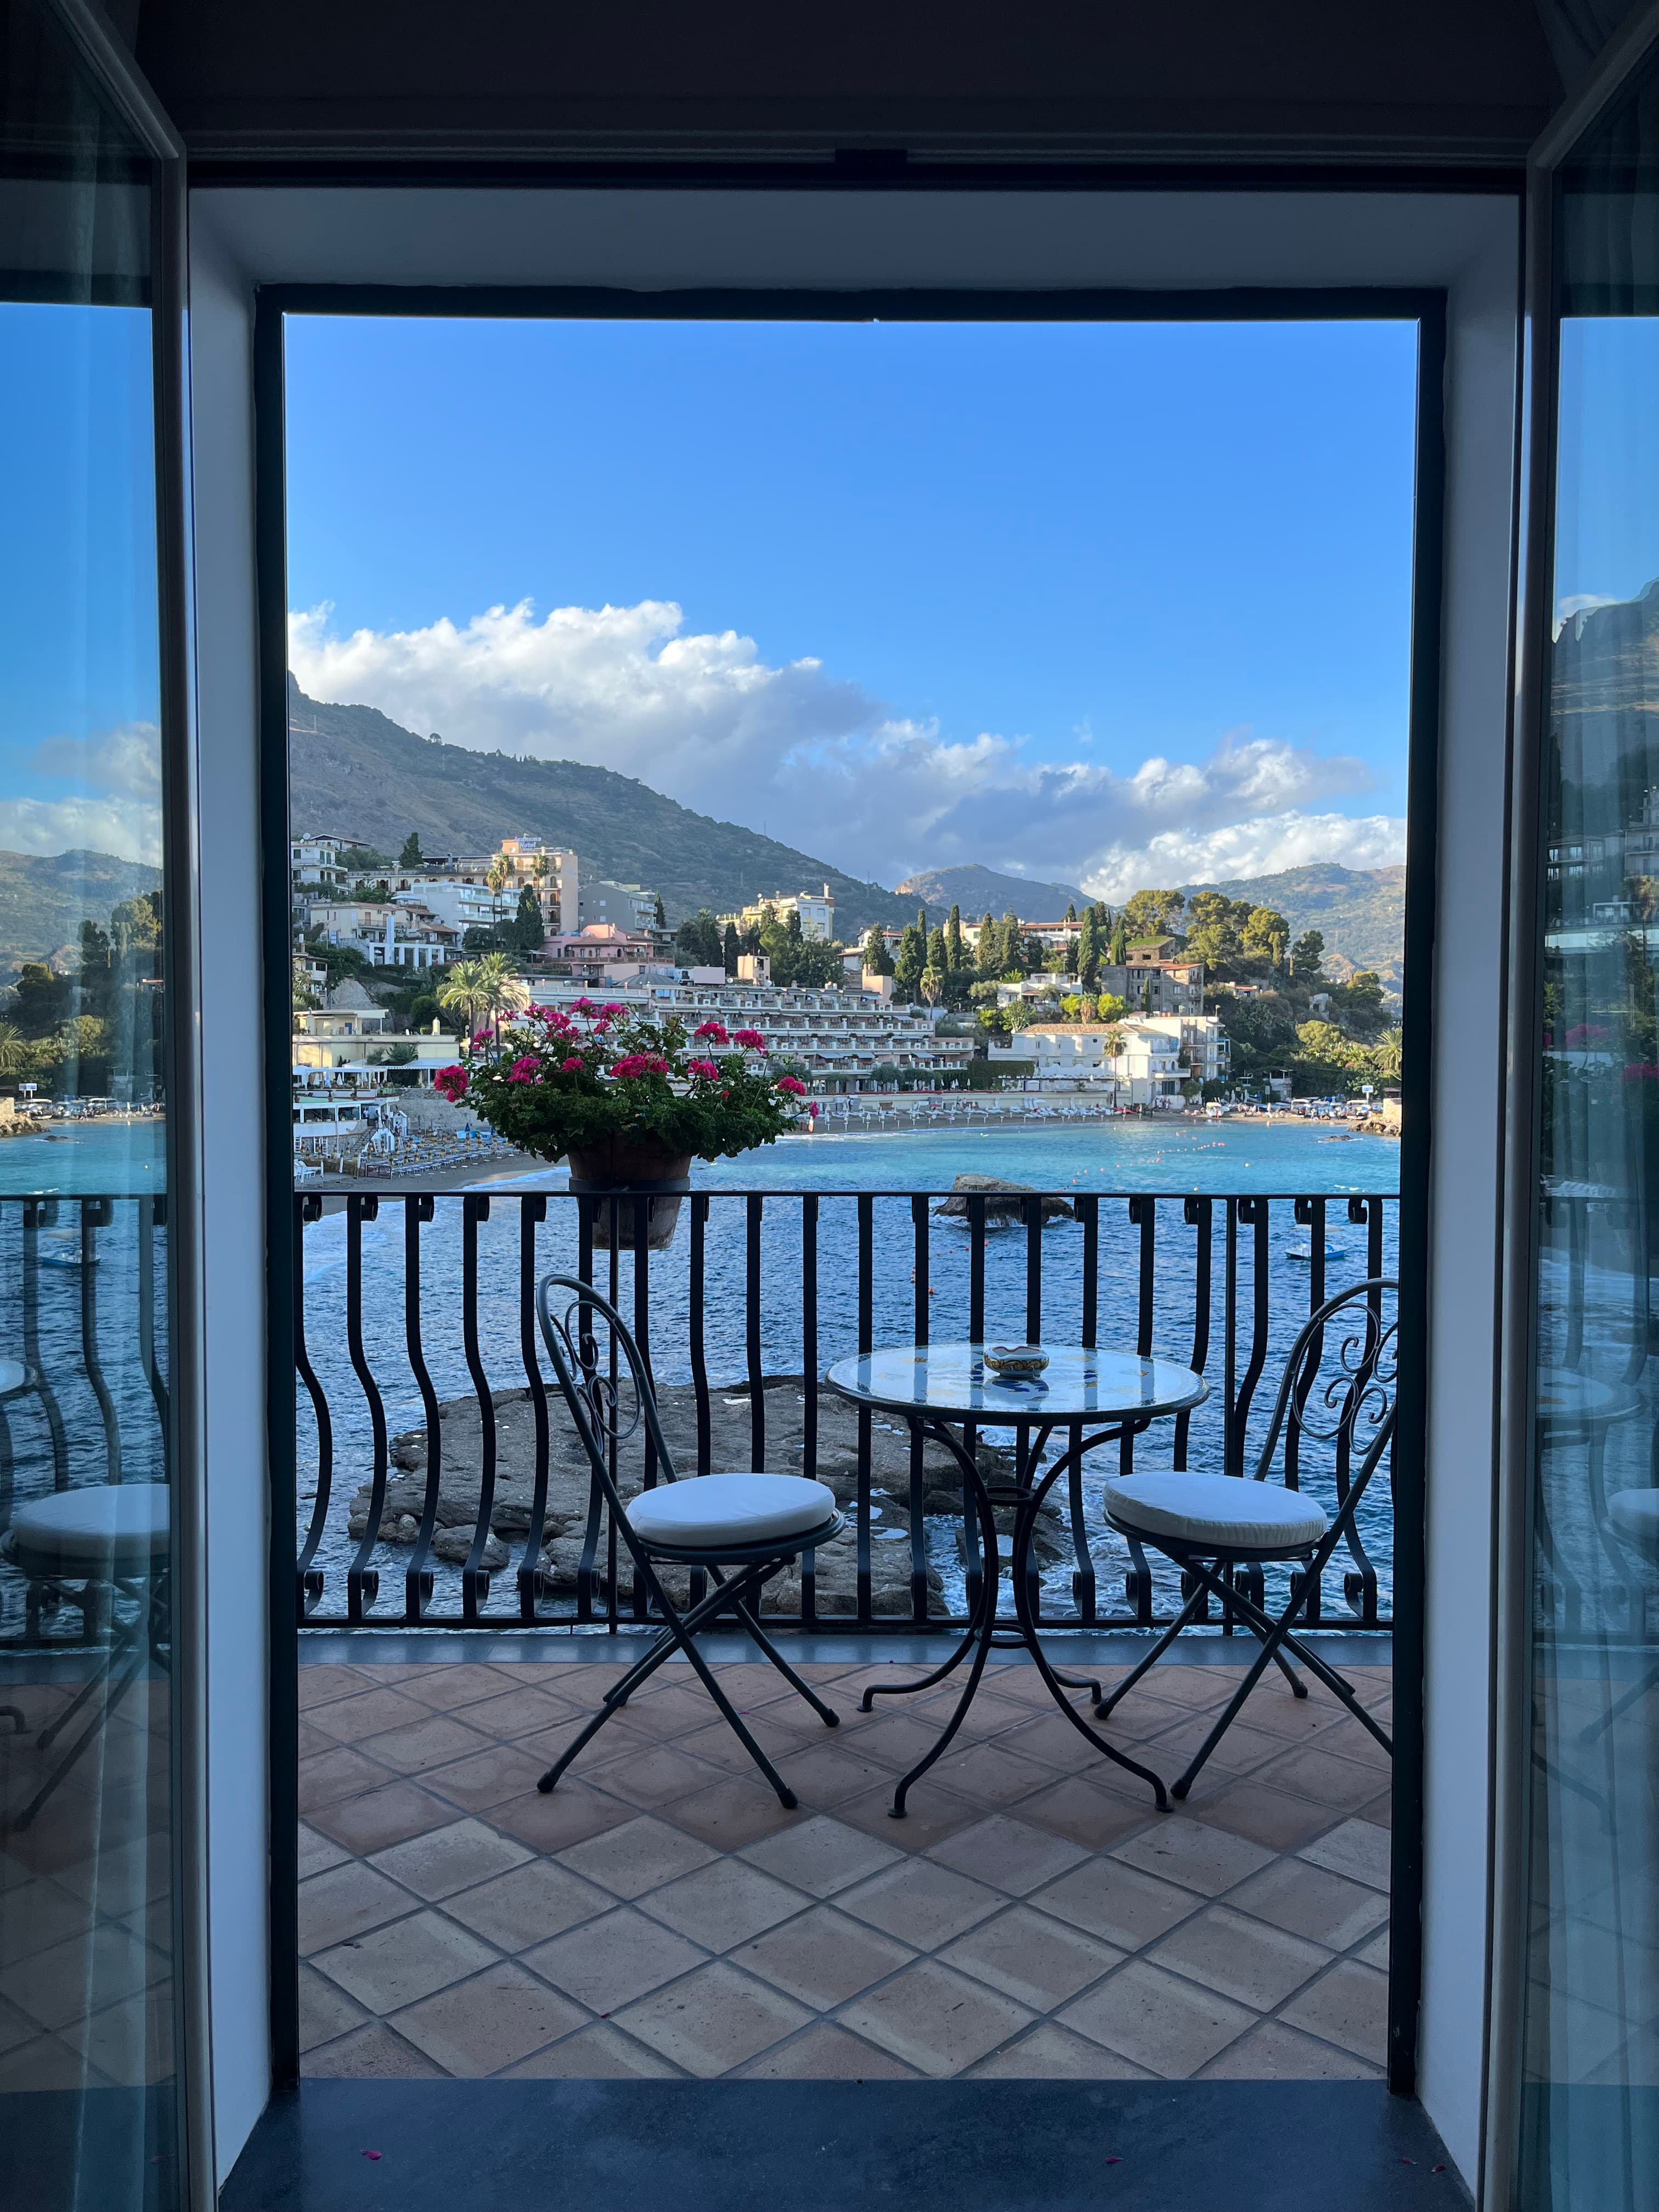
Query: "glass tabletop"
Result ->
[[825, 1341, 1209, 1426]]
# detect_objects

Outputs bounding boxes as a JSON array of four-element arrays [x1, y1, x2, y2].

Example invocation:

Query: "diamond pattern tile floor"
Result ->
[[296, 1654, 1392, 2083]]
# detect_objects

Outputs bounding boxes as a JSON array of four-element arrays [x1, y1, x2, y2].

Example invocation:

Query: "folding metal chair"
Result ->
[[1098, 1277, 1398, 1801], [534, 1273, 846, 1807]]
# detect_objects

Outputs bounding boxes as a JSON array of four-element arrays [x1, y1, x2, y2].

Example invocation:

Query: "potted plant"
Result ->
[[434, 999, 813, 1247]]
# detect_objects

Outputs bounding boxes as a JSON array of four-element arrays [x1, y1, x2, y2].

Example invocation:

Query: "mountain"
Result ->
[[1181, 863, 1406, 989], [286, 682, 918, 936], [0, 849, 162, 985], [894, 865, 1089, 923]]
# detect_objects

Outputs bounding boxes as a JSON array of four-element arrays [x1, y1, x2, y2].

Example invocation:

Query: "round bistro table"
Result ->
[[825, 1341, 1208, 1816]]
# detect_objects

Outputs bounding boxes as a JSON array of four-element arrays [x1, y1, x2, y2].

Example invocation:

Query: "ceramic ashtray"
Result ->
[[984, 1344, 1050, 1379]]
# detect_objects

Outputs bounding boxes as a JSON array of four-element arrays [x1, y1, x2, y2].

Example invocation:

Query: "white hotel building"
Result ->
[[988, 1012, 1229, 1105]]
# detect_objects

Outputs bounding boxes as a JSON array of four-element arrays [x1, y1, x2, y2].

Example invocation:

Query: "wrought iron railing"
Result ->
[[290, 1186, 1398, 1637], [0, 1195, 170, 1645]]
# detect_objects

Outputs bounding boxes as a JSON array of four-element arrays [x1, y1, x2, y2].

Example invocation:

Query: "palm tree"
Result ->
[[0, 1023, 25, 1077], [1372, 1027, 1404, 1082], [473, 950, 531, 1044], [436, 959, 488, 1039]]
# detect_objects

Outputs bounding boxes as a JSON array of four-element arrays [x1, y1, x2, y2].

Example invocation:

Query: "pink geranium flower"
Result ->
[[470, 1029, 492, 1049], [600, 1002, 625, 1018], [776, 1075, 806, 1096], [560, 1056, 585, 1074], [434, 1065, 468, 1103], [694, 1020, 729, 1043], [734, 1028, 766, 1051], [611, 1053, 669, 1079], [686, 1058, 719, 1080], [569, 997, 596, 1015]]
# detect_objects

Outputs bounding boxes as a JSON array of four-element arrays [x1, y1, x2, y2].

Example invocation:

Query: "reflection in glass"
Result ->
[[0, 0, 177, 2204], [1521, 55, 1659, 2211]]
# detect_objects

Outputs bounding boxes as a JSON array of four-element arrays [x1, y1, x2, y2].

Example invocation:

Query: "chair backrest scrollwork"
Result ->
[[1252, 1277, 1399, 1501], [535, 1273, 683, 1503]]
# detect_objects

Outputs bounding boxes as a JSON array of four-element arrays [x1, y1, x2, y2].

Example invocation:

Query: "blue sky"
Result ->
[[0, 303, 162, 863], [285, 313, 1419, 894], [1554, 318, 1659, 626]]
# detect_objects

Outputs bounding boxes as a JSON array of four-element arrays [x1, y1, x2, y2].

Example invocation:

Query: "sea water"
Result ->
[[292, 1120, 1402, 1625]]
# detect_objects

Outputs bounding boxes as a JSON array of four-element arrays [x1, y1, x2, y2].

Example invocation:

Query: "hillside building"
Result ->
[[988, 1012, 1228, 1105], [723, 884, 836, 941]]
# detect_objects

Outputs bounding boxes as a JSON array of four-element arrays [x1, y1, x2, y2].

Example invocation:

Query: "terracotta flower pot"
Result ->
[[566, 1135, 693, 1252]]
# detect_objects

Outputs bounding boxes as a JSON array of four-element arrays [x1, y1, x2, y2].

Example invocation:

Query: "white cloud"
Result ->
[[0, 724, 162, 865], [290, 600, 1398, 892]]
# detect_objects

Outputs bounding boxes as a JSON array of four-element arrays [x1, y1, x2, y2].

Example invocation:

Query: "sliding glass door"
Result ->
[[0, 3, 197, 2207], [1514, 32, 1659, 2211]]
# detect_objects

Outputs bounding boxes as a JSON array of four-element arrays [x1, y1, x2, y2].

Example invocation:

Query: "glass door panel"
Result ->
[[1521, 47, 1659, 2212], [0, 2, 182, 2205]]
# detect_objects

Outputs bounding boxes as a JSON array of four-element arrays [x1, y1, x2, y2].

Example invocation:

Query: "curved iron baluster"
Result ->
[[909, 1196, 931, 1626], [138, 1195, 168, 1446], [460, 1194, 497, 1624], [799, 1195, 819, 1625], [515, 1194, 551, 1621], [22, 1200, 69, 1491], [292, 1193, 332, 1617], [344, 1195, 388, 1622], [79, 1199, 119, 1486], [572, 1194, 606, 1623], [402, 1195, 442, 1624]]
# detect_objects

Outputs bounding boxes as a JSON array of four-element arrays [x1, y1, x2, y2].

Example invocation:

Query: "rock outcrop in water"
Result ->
[[934, 1173, 1076, 1224], [344, 1376, 1069, 1613]]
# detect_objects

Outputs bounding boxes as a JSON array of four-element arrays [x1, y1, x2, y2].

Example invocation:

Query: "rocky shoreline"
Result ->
[[347, 1374, 1074, 1615]]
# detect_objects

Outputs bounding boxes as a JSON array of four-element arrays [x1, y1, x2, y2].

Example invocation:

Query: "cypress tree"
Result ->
[[975, 912, 997, 978], [946, 904, 966, 971], [723, 919, 740, 977]]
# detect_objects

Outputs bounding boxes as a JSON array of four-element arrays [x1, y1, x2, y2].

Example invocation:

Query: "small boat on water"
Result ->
[[1287, 1242, 1345, 1263]]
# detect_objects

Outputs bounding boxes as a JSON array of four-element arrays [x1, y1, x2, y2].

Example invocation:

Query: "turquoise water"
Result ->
[[0, 1118, 164, 1195]]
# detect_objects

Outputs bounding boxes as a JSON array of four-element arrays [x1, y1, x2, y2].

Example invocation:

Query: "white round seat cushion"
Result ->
[[1610, 1488, 1659, 1551], [627, 1473, 837, 1552], [10, 1485, 170, 1568], [1103, 1471, 1328, 1553]]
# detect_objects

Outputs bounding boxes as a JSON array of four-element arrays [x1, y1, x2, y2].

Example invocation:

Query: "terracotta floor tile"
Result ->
[[1187, 1781, 1344, 1855], [0, 1921, 162, 2033], [489, 1780, 634, 1855], [1110, 1815, 1278, 1899], [1030, 1856, 1197, 1954], [524, 1906, 707, 2013], [557, 1814, 720, 1900], [1011, 1775, 1164, 1852], [366, 1818, 531, 1903], [501, 2022, 685, 2077], [1296, 1818, 1391, 1893], [1360, 1791, 1393, 1830], [297, 1746, 392, 1815], [838, 1859, 1004, 1950], [663, 1773, 808, 1850], [921, 1739, 1062, 1810], [736, 1814, 903, 1899], [298, 1862, 415, 1956], [774, 1739, 905, 1803], [439, 1858, 610, 1951], [391, 1959, 585, 2076], [1142, 1713, 1296, 1780], [732, 1904, 913, 2011], [307, 1782, 461, 1859], [1060, 1957, 1254, 2078], [312, 1910, 498, 2016], [420, 1742, 550, 1814], [614, 1959, 812, 2077], [297, 1824, 351, 1881], [925, 1813, 1088, 1897], [1254, 1742, 1392, 1812], [735, 2019, 921, 2079], [1227, 1857, 1390, 1953], [1149, 1903, 1331, 2011], [298, 1963, 367, 2053], [355, 1713, 496, 1778], [585, 1742, 732, 1812], [1278, 1959, 1390, 2064], [1201, 2018, 1383, 2080], [300, 2021, 436, 2078], [304, 1687, 432, 1745], [940, 1904, 1124, 2011], [399, 1664, 520, 1713], [638, 1858, 808, 1951], [838, 1957, 1034, 2077], [296, 1665, 373, 1710], [970, 2021, 1157, 2079], [838, 1784, 982, 1853], [1353, 1927, 1390, 1972], [447, 1687, 585, 1742]]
